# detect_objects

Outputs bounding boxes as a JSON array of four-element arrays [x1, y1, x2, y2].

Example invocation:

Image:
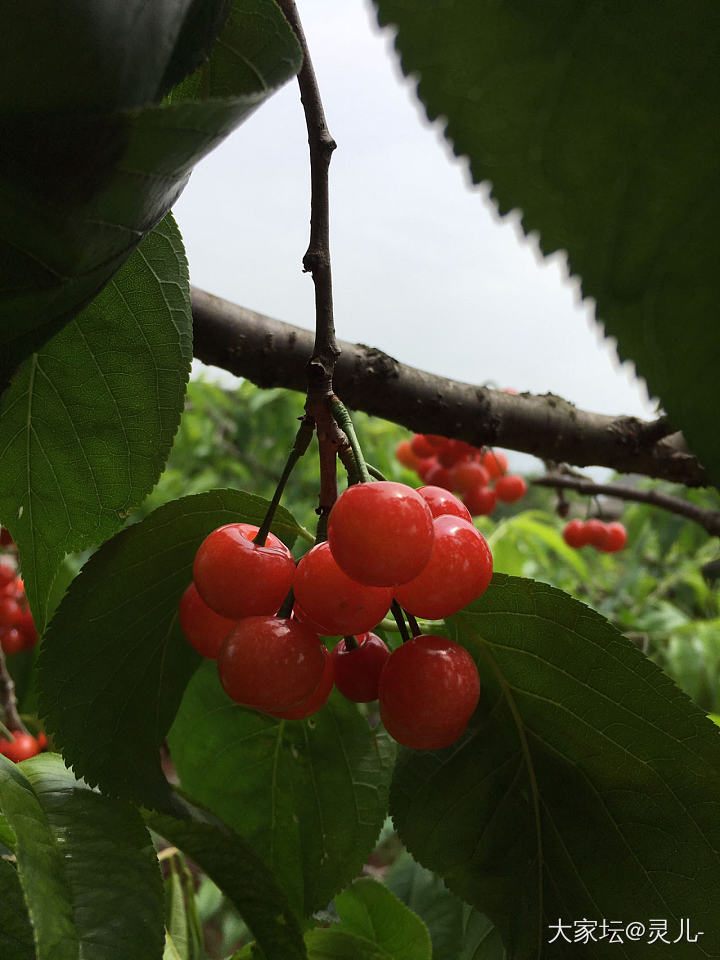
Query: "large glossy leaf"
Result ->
[[0, 0, 302, 381], [38, 489, 304, 810], [0, 753, 164, 960], [304, 878, 431, 960], [170, 663, 396, 916], [0, 214, 192, 630], [374, 1, 720, 483], [0, 857, 35, 960], [390, 575, 720, 959], [150, 807, 307, 960]]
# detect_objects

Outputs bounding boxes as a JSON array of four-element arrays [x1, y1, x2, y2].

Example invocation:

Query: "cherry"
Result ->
[[267, 646, 334, 719], [415, 457, 439, 483], [410, 434, 438, 459], [395, 440, 421, 471], [437, 440, 473, 468], [193, 523, 295, 620], [332, 632, 391, 702], [0, 596, 21, 629], [494, 474, 527, 503], [394, 515, 493, 619], [327, 481, 434, 587], [481, 449, 508, 479], [584, 518, 610, 550], [462, 485, 496, 517], [378, 634, 480, 749], [598, 521, 627, 553], [422, 462, 453, 491], [217, 616, 325, 712], [0, 731, 41, 763], [562, 519, 589, 548], [417, 486, 472, 522], [1, 628, 26, 655], [293, 542, 392, 635], [0, 564, 14, 589], [178, 583, 237, 659], [449, 460, 490, 494]]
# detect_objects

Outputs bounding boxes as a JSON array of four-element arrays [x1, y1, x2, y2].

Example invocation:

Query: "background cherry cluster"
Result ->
[[395, 434, 527, 516], [562, 518, 627, 552], [0, 528, 38, 656]]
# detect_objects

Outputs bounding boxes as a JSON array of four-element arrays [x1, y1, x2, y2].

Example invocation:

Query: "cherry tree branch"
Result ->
[[0, 647, 25, 733], [191, 286, 710, 488], [533, 474, 720, 537]]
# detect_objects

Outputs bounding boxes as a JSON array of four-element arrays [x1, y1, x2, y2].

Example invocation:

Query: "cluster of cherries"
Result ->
[[396, 434, 527, 516], [179, 480, 492, 749], [0, 729, 47, 763], [562, 518, 627, 552], [0, 532, 38, 656]]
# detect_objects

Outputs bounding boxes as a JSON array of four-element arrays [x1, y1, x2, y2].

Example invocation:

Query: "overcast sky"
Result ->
[[173, 0, 657, 458]]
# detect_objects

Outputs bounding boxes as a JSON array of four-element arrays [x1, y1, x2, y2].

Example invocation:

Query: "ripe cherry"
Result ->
[[584, 518, 610, 550], [598, 521, 627, 553], [0, 597, 21, 629], [1, 628, 25, 655], [395, 440, 422, 471], [217, 616, 325, 712], [0, 731, 41, 763], [449, 460, 490, 494], [293, 542, 392, 636], [394, 515, 493, 619], [462, 485, 496, 517], [481, 449, 508, 479], [562, 519, 589, 548], [410, 434, 438, 459], [267, 646, 335, 719], [179, 583, 237, 659], [422, 462, 453, 491], [0, 564, 14, 589], [378, 635, 480, 749], [332, 632, 391, 702], [193, 523, 295, 620], [417, 486, 472, 522], [494, 474, 527, 503], [327, 481, 434, 587]]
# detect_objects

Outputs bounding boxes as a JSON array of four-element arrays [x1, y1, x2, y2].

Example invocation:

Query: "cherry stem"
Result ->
[[254, 415, 315, 545], [366, 463, 387, 482], [278, 588, 295, 620], [390, 601, 410, 643], [343, 634, 359, 651], [405, 611, 421, 638], [330, 397, 371, 483], [0, 646, 25, 734]]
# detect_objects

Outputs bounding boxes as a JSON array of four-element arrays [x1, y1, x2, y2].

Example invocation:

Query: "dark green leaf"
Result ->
[[390, 575, 720, 959], [0, 0, 302, 379], [149, 808, 307, 960], [38, 489, 304, 810], [170, 664, 396, 916], [0, 857, 35, 960], [374, 0, 720, 482], [386, 851, 504, 960], [305, 878, 431, 960], [0, 215, 192, 630], [0, 753, 164, 960]]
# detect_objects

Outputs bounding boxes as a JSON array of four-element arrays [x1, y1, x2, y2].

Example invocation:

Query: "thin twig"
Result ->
[[0, 647, 25, 734], [533, 474, 720, 537]]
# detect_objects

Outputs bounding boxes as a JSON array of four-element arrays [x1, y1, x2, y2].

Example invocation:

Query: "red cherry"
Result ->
[[437, 440, 473, 468], [481, 450, 508, 479], [462, 485, 497, 517], [584, 519, 610, 550], [494, 474, 527, 503], [598, 521, 627, 553], [37, 732, 48, 750], [178, 583, 237, 659], [395, 440, 422, 472], [267, 646, 334, 719], [327, 481, 434, 587], [378, 635, 480, 750], [0, 596, 21, 629], [416, 486, 472, 522], [422, 462, 453, 491], [1, 628, 25, 655], [217, 617, 325, 712], [0, 732, 41, 763], [415, 457, 439, 483], [394, 516, 493, 619], [449, 460, 490, 494], [193, 523, 295, 620], [293, 542, 392, 636], [0, 564, 14, 589], [410, 434, 438, 459], [562, 519, 589, 548], [332, 632, 391, 702]]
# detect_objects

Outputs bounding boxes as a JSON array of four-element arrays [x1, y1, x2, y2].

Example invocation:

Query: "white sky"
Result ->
[[173, 0, 657, 464]]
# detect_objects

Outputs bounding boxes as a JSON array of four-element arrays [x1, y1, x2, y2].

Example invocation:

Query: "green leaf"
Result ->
[[386, 852, 504, 960], [0, 214, 192, 630], [149, 807, 307, 960], [389, 574, 720, 959], [305, 878, 431, 960], [0, 752, 164, 960], [38, 489, 303, 810], [374, 1, 720, 483], [0, 857, 35, 960], [0, 0, 302, 379], [170, 663, 396, 916]]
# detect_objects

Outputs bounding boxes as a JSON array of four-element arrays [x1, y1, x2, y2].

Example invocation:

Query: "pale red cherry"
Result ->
[[327, 481, 434, 587], [481, 449, 508, 479], [417, 486, 472, 522], [394, 515, 493, 619], [462, 485, 496, 517], [494, 474, 527, 503], [193, 523, 294, 620], [584, 519, 610, 550], [598, 521, 627, 553], [562, 519, 589, 548]]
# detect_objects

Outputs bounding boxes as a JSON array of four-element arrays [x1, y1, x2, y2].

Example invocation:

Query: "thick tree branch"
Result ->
[[191, 287, 710, 488], [534, 474, 720, 537]]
